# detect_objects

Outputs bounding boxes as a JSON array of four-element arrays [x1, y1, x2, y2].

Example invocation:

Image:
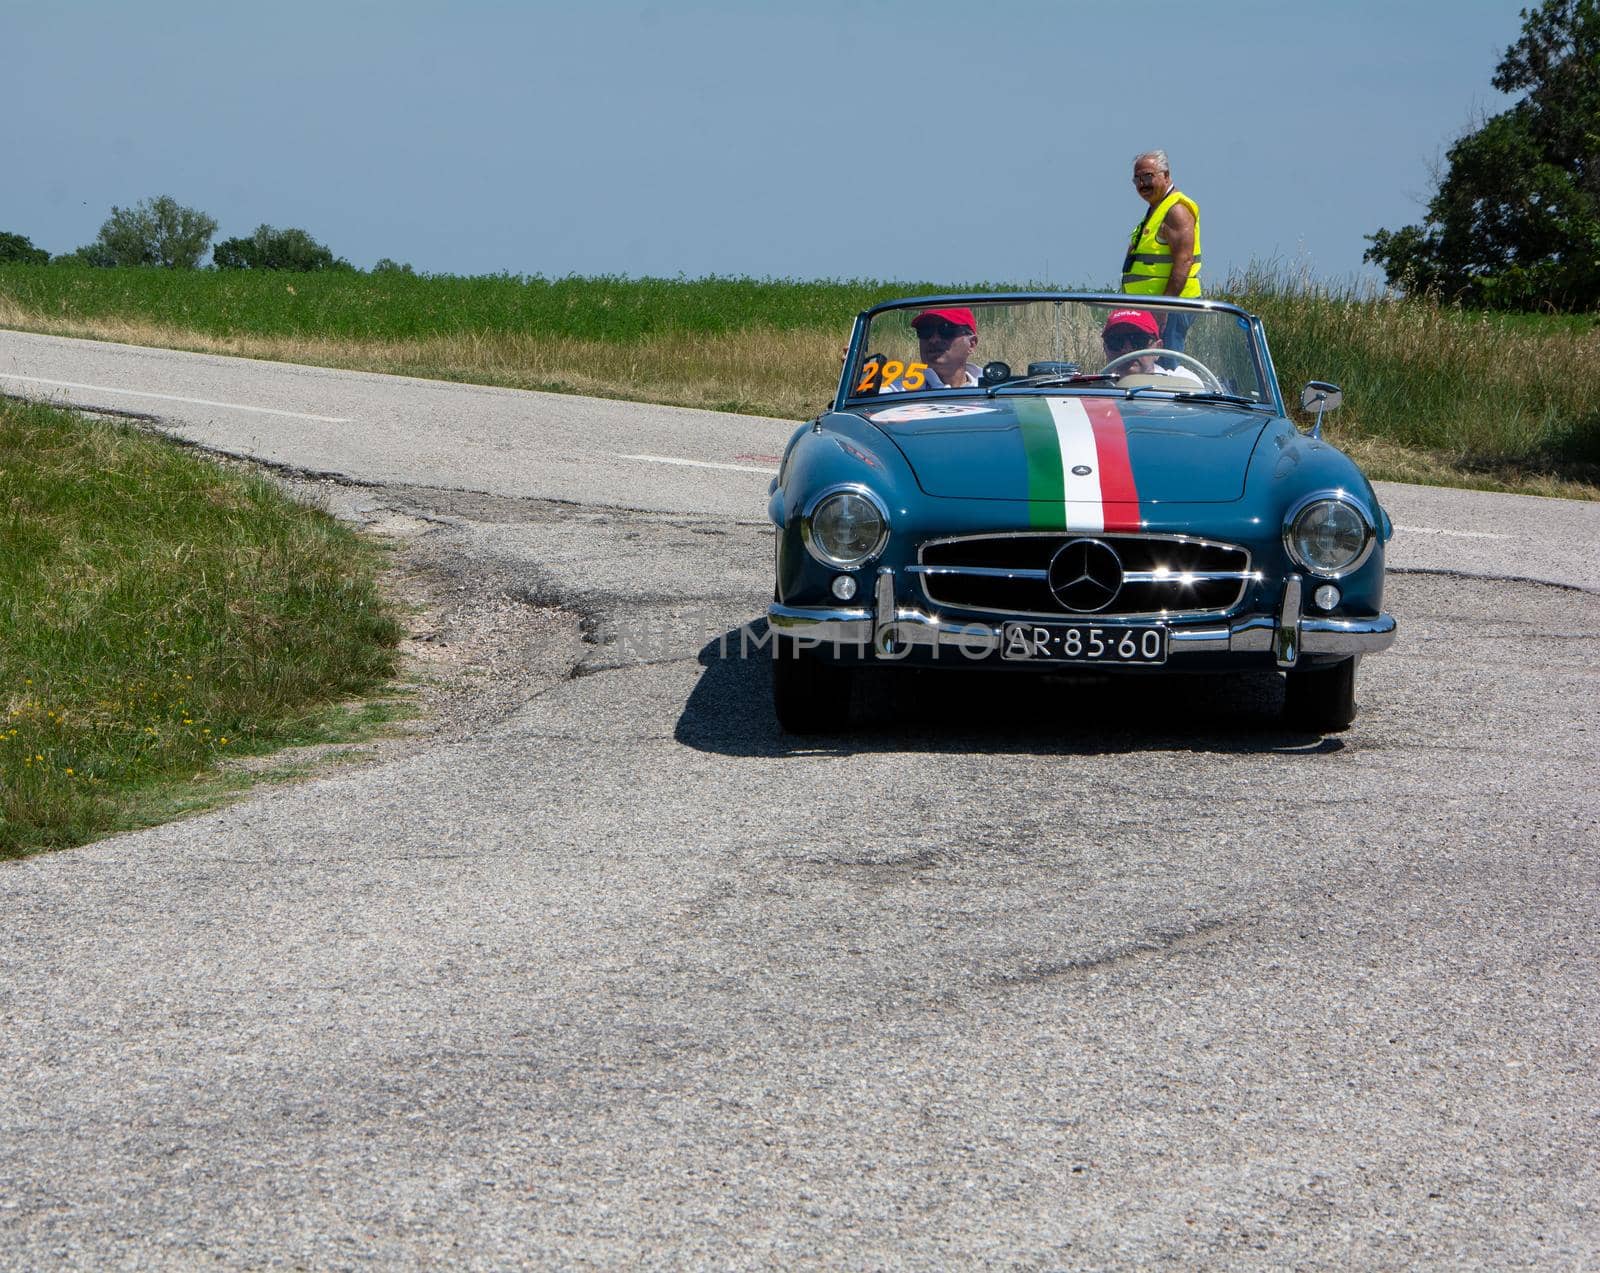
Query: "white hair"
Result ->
[[1133, 150, 1170, 173]]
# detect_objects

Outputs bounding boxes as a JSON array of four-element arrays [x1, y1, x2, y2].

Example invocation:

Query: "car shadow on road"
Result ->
[[673, 623, 1345, 758]]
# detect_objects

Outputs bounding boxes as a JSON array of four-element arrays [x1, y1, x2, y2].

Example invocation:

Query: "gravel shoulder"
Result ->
[[190, 457, 595, 780]]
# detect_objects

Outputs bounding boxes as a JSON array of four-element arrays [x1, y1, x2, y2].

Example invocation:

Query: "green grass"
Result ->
[[2, 262, 1596, 493], [0, 263, 986, 342], [1235, 270, 1600, 486], [1, 396, 403, 857]]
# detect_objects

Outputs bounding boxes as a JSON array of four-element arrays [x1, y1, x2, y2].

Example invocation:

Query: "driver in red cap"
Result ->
[[1100, 308, 1200, 383], [883, 306, 981, 391]]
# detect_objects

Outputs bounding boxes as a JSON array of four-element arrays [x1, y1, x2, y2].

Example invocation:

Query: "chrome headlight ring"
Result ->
[[1282, 490, 1377, 578], [801, 484, 890, 569]]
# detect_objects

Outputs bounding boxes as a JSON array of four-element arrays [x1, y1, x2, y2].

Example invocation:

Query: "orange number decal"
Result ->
[[879, 360, 905, 386], [855, 362, 881, 394], [902, 361, 928, 390]]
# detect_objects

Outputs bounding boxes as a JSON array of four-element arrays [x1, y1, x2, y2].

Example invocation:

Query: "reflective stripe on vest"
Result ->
[[1121, 188, 1202, 296]]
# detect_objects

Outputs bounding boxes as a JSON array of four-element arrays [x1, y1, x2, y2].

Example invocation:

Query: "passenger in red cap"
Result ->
[[1100, 309, 1201, 383], [883, 306, 981, 391]]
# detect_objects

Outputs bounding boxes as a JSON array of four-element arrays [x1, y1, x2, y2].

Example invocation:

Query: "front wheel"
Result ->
[[772, 640, 854, 733], [1283, 657, 1358, 733]]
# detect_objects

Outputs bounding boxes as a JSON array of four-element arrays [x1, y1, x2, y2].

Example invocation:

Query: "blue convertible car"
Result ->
[[767, 294, 1397, 733]]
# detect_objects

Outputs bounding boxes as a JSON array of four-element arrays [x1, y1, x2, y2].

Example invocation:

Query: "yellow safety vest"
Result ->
[[1122, 188, 1202, 296]]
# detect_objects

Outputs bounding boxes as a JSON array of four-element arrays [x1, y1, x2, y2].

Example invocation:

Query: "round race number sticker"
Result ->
[[870, 403, 998, 423]]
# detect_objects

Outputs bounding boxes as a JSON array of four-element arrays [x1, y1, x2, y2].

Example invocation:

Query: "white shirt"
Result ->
[[1153, 362, 1203, 385]]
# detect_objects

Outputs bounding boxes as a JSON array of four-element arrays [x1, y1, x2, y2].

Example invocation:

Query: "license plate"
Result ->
[[1000, 622, 1167, 665]]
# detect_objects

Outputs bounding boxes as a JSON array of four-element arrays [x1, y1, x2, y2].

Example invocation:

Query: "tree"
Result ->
[[372, 258, 415, 275], [0, 232, 49, 265], [93, 195, 218, 268], [1364, 0, 1600, 310], [213, 224, 346, 271], [54, 243, 118, 268]]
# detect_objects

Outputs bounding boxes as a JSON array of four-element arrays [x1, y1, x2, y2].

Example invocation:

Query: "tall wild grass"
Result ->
[[2, 262, 1595, 490], [1229, 265, 1600, 479]]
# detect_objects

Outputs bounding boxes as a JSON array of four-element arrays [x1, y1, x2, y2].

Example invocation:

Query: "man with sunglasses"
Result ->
[[1122, 150, 1200, 352], [881, 307, 981, 391], [1100, 309, 1200, 383]]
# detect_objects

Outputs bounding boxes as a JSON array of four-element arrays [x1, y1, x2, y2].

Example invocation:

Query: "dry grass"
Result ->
[[0, 295, 842, 419], [3, 289, 1595, 499]]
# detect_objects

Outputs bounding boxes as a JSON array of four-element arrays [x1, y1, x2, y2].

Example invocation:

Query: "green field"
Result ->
[[0, 396, 404, 857], [2, 263, 1597, 495], [0, 264, 941, 341]]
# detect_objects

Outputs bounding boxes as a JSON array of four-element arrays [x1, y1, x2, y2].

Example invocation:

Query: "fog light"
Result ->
[[831, 575, 858, 601], [1313, 584, 1341, 611]]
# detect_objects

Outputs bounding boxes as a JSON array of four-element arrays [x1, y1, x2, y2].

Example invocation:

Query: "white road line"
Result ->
[[0, 374, 352, 423], [1394, 524, 1509, 540], [618, 453, 778, 475]]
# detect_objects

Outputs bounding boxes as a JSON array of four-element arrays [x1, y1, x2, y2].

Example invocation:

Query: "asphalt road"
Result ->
[[2, 332, 1597, 1269]]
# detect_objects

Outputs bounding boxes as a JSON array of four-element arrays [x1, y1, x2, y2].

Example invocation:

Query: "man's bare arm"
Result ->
[[1161, 202, 1196, 298]]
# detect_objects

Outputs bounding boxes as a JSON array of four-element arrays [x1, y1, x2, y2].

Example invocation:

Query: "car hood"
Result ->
[[860, 394, 1273, 506]]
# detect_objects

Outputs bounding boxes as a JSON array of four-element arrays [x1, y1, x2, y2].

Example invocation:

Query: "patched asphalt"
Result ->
[[1, 332, 1597, 1268]]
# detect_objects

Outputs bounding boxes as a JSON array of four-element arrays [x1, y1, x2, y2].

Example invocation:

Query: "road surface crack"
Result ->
[[995, 916, 1242, 986]]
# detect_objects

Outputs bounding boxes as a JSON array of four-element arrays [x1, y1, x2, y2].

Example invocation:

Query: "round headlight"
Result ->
[[804, 488, 888, 568], [1285, 496, 1373, 576]]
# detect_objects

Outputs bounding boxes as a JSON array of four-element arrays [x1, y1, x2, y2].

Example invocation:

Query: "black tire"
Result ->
[[772, 639, 854, 733], [1283, 657, 1358, 733]]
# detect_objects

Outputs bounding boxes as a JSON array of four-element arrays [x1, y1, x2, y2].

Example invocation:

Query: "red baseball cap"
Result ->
[[1103, 308, 1160, 337], [912, 306, 977, 333]]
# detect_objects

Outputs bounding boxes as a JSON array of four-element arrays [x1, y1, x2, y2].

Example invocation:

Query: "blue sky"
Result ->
[[10, 0, 1523, 288]]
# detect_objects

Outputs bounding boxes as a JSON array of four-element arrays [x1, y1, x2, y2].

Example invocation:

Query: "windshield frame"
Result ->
[[835, 292, 1282, 416]]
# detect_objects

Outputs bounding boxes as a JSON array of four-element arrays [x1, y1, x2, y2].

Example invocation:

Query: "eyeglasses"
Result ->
[[914, 320, 971, 340], [1103, 331, 1150, 352], [1132, 172, 1161, 185]]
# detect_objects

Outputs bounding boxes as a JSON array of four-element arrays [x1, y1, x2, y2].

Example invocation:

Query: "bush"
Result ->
[[0, 232, 49, 265]]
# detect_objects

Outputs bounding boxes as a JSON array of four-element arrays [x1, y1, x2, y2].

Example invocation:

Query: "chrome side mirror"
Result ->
[[1299, 380, 1343, 439]]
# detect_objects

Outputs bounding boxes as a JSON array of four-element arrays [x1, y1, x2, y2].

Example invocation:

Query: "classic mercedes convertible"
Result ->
[[766, 294, 1397, 733]]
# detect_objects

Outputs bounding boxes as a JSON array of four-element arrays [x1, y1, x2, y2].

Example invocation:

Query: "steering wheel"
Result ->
[[1101, 348, 1224, 393]]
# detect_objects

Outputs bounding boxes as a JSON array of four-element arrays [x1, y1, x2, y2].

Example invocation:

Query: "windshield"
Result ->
[[845, 297, 1272, 406]]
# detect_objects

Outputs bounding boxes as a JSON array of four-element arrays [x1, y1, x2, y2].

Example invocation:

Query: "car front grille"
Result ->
[[913, 533, 1256, 619]]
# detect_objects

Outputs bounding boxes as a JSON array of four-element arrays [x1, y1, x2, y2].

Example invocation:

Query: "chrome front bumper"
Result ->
[[768, 571, 1396, 667]]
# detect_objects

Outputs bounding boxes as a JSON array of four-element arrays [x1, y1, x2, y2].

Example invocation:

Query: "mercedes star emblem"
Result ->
[[1048, 538, 1124, 612]]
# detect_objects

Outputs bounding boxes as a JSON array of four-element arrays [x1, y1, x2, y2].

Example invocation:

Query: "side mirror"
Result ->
[[1299, 380, 1343, 438], [980, 360, 1013, 388]]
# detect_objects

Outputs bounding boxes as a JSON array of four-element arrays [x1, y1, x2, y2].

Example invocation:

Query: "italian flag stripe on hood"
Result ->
[[1016, 396, 1142, 531]]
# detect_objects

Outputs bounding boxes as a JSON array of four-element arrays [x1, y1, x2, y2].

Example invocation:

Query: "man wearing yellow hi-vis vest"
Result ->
[[1121, 150, 1200, 351]]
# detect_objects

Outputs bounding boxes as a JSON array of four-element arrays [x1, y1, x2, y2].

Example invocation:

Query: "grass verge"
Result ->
[[1, 264, 1596, 497], [1, 396, 404, 858]]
